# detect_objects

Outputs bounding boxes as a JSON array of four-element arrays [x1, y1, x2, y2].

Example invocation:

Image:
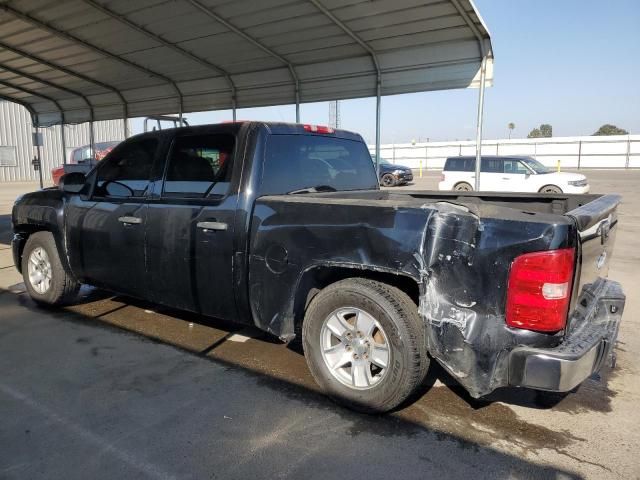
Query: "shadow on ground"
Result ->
[[0, 285, 588, 479]]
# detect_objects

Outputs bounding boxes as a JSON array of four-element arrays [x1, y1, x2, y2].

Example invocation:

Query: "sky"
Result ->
[[131, 0, 640, 144]]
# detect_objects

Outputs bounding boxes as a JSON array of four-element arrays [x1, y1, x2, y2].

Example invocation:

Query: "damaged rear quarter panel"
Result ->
[[248, 194, 429, 339], [249, 193, 577, 397], [420, 202, 577, 397]]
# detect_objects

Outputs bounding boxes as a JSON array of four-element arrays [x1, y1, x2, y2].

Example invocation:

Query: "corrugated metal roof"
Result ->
[[0, 0, 493, 126]]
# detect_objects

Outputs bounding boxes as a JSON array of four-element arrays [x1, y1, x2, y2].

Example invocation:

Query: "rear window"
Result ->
[[259, 135, 379, 195], [444, 157, 474, 172]]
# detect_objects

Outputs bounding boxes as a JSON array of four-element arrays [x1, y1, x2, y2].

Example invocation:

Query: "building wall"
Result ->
[[0, 101, 128, 183], [370, 134, 640, 171]]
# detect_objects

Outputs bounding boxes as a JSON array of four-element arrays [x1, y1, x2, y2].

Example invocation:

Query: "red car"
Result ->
[[52, 141, 120, 185]]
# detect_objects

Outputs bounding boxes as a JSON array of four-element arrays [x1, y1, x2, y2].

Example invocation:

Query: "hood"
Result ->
[[542, 171, 587, 182], [380, 163, 411, 173]]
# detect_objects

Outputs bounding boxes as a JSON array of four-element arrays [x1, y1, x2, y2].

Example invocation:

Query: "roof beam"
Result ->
[[0, 3, 184, 116], [308, 0, 381, 78], [184, 0, 298, 110], [0, 77, 64, 125], [448, 0, 488, 57], [0, 62, 95, 123], [0, 39, 128, 121], [80, 0, 236, 110], [0, 92, 37, 119]]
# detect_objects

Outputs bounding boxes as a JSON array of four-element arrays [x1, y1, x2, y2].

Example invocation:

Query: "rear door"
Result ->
[[145, 130, 239, 320], [479, 157, 504, 191]]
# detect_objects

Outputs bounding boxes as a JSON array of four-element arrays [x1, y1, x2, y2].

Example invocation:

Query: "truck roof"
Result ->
[[134, 121, 364, 142]]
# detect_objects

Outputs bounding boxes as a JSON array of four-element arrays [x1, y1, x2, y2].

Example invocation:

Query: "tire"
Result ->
[[302, 278, 429, 413], [539, 185, 563, 194], [454, 182, 473, 191], [21, 231, 80, 306], [381, 173, 397, 187]]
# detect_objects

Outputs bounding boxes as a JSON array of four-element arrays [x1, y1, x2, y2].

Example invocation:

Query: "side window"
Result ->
[[94, 138, 158, 198], [163, 134, 235, 198], [445, 158, 471, 172], [503, 159, 530, 174], [481, 158, 502, 173]]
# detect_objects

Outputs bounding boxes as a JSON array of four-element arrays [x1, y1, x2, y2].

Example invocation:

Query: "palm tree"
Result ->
[[508, 122, 515, 139]]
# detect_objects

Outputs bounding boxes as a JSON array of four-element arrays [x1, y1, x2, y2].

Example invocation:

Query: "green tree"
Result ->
[[593, 124, 629, 136], [507, 122, 515, 139], [539, 124, 552, 137], [527, 123, 553, 138]]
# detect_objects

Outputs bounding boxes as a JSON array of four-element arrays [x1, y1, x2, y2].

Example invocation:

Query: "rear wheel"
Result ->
[[21, 231, 79, 306], [539, 185, 563, 194], [454, 182, 473, 191], [302, 278, 428, 413], [381, 173, 397, 187]]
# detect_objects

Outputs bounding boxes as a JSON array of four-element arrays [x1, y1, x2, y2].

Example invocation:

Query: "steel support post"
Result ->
[[474, 56, 487, 191], [35, 125, 43, 189], [89, 120, 95, 163], [60, 123, 67, 164], [375, 78, 381, 180]]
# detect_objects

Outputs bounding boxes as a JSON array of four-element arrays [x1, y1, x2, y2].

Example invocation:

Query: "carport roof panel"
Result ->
[[0, 0, 493, 126]]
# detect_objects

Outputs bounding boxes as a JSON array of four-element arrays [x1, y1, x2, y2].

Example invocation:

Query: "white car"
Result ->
[[438, 156, 590, 194]]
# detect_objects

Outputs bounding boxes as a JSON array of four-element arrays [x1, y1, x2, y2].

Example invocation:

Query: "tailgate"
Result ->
[[567, 194, 621, 294]]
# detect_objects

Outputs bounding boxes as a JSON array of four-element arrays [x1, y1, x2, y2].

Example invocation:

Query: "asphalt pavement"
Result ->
[[0, 172, 638, 479]]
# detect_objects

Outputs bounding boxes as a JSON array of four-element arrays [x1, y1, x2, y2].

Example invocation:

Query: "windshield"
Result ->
[[521, 157, 553, 174], [260, 135, 379, 195]]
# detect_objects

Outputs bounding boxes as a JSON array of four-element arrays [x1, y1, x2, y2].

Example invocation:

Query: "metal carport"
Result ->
[[0, 0, 493, 188]]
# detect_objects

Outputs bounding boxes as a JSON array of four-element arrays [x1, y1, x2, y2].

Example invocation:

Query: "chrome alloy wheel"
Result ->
[[320, 307, 391, 390], [28, 247, 52, 294]]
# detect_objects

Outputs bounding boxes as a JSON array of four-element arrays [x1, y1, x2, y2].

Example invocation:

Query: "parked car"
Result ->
[[439, 155, 590, 193], [51, 141, 120, 186], [12, 122, 624, 413], [376, 158, 413, 186]]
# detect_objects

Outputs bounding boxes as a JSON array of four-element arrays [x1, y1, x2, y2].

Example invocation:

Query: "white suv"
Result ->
[[438, 156, 589, 194]]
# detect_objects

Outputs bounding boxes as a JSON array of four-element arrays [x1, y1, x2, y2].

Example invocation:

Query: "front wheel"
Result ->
[[21, 231, 80, 306], [381, 173, 397, 187], [302, 278, 429, 413], [539, 185, 563, 194]]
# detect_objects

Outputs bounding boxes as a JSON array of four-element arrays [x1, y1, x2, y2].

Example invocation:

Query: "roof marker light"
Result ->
[[303, 124, 335, 134]]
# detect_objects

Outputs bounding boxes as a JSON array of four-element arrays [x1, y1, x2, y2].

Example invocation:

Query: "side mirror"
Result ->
[[524, 172, 531, 179], [60, 171, 87, 194]]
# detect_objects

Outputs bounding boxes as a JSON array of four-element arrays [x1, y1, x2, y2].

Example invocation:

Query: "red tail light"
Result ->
[[440, 173, 445, 182], [303, 124, 334, 134], [506, 248, 575, 332]]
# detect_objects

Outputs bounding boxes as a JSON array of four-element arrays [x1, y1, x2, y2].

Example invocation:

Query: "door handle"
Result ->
[[197, 221, 228, 231], [118, 216, 142, 225], [502, 177, 510, 180]]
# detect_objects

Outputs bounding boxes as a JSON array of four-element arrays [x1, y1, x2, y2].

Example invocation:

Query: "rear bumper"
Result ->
[[508, 278, 624, 392]]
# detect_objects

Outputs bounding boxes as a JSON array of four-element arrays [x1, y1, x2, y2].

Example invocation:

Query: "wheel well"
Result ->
[[12, 226, 52, 272], [454, 181, 472, 189], [292, 266, 420, 330]]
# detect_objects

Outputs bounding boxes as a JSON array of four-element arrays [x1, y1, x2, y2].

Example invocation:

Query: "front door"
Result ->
[[68, 137, 161, 299], [501, 158, 535, 192], [145, 131, 239, 321]]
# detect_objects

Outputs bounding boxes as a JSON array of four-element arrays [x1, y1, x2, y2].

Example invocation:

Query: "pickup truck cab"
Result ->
[[439, 155, 590, 194], [12, 122, 624, 412]]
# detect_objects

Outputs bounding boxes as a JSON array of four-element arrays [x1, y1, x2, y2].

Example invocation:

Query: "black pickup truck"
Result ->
[[12, 122, 625, 412]]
